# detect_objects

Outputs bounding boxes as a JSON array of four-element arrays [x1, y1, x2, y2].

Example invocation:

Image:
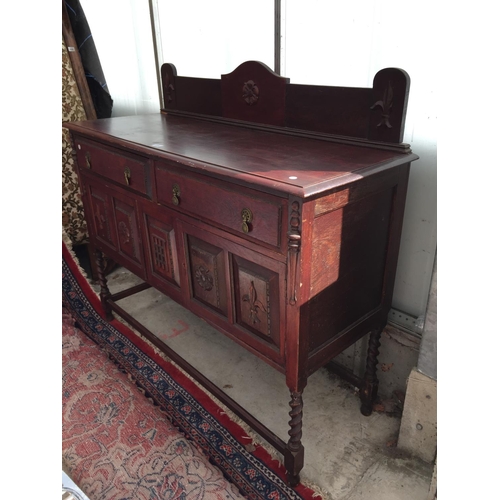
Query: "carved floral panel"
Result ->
[[187, 235, 228, 317]]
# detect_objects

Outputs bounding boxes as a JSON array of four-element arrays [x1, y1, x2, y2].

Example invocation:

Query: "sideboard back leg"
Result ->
[[284, 390, 305, 487], [95, 249, 113, 321], [360, 326, 383, 416]]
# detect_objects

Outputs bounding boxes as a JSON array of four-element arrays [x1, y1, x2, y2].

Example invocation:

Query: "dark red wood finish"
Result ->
[[64, 61, 418, 487], [74, 137, 152, 197], [221, 61, 289, 126], [162, 61, 410, 149], [155, 160, 287, 251]]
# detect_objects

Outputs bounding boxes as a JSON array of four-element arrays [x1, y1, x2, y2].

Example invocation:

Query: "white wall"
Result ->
[[283, 0, 437, 318], [155, 0, 274, 78]]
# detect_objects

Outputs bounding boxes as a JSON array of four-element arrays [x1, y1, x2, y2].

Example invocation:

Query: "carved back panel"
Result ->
[[221, 61, 289, 126], [161, 61, 411, 147]]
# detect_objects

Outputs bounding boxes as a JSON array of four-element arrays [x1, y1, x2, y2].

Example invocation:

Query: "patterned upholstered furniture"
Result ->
[[62, 36, 89, 245]]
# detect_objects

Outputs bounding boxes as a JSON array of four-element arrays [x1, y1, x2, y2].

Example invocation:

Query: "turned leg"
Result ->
[[86, 243, 99, 282], [284, 390, 305, 487], [95, 249, 113, 321], [360, 327, 383, 416]]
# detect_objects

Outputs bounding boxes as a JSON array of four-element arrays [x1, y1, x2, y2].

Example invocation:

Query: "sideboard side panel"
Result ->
[[305, 183, 396, 354]]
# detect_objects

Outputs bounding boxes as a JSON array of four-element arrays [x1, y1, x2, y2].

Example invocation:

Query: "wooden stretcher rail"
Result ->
[[327, 360, 363, 389], [107, 292, 287, 456], [110, 282, 152, 302]]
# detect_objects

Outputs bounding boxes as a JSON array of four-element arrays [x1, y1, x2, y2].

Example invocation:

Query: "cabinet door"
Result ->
[[81, 176, 145, 279], [83, 178, 117, 252], [179, 220, 286, 367], [230, 250, 285, 366], [232, 255, 281, 349], [142, 204, 181, 297], [185, 233, 228, 318], [109, 189, 145, 279]]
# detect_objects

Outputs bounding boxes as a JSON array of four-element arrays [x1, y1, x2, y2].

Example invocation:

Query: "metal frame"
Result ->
[[148, 0, 164, 109], [388, 307, 424, 336], [274, 0, 281, 74]]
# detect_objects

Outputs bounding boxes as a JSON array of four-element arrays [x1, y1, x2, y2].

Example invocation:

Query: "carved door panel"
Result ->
[[185, 234, 228, 318], [232, 255, 281, 350], [83, 178, 117, 252], [109, 189, 145, 279], [179, 219, 285, 365], [142, 204, 181, 295]]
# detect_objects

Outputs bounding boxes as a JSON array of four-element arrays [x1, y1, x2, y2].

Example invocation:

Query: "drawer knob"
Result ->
[[241, 208, 253, 233], [85, 152, 92, 169], [124, 167, 131, 185], [172, 184, 181, 205]]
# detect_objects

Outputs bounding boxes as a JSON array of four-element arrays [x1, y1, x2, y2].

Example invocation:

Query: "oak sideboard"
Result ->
[[64, 61, 418, 485]]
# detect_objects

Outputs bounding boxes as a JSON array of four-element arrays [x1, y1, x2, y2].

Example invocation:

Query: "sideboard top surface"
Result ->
[[65, 113, 417, 198]]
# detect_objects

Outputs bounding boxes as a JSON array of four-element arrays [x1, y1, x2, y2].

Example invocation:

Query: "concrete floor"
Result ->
[[94, 267, 434, 500]]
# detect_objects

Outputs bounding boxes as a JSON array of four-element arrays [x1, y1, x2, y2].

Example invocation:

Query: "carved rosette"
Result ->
[[195, 265, 214, 291], [242, 80, 259, 105], [287, 201, 301, 305], [371, 81, 394, 129]]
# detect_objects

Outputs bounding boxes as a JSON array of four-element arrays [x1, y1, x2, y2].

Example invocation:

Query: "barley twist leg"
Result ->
[[360, 327, 383, 416], [95, 249, 113, 321], [284, 390, 305, 486]]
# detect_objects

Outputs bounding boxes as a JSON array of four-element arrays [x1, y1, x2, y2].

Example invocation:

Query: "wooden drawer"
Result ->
[[74, 137, 151, 197], [156, 161, 285, 250]]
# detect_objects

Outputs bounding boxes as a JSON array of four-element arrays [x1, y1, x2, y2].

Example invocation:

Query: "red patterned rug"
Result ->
[[62, 240, 321, 500]]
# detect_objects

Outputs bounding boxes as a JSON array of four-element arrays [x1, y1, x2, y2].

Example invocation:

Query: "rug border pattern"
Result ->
[[62, 242, 320, 500]]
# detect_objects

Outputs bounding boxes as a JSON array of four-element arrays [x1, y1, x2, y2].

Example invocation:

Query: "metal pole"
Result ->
[[148, 0, 164, 109], [275, 0, 281, 74]]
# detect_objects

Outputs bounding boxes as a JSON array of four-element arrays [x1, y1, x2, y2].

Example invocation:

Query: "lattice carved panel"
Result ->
[[144, 213, 180, 289]]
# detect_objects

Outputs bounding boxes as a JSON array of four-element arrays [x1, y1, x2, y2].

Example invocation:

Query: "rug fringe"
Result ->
[[300, 479, 333, 500]]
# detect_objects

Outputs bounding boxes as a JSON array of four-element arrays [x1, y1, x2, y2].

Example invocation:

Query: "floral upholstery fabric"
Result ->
[[63, 37, 88, 244]]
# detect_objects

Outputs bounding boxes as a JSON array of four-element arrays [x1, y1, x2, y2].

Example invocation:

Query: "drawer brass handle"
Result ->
[[85, 152, 92, 169], [241, 208, 253, 233], [124, 167, 131, 185], [172, 184, 181, 205]]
